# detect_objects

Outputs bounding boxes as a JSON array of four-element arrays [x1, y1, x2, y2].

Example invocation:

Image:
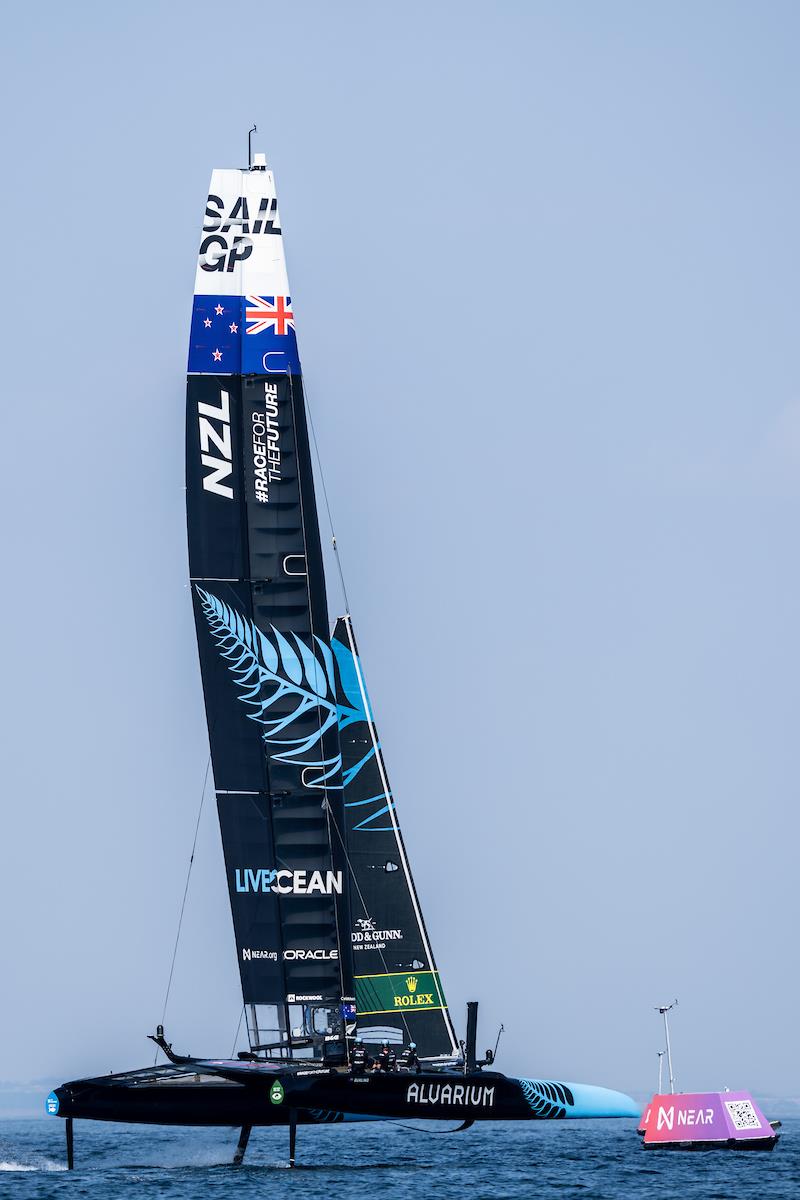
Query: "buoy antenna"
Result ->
[[248, 124, 257, 169], [655, 999, 678, 1094]]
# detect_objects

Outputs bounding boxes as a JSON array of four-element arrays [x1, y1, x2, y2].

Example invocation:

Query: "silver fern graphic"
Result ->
[[196, 587, 364, 784]]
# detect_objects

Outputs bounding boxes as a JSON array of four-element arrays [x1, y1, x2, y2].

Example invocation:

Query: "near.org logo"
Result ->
[[242, 948, 277, 963]]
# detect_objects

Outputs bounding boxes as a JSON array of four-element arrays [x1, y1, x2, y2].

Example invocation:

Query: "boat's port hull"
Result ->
[[50, 1066, 638, 1126], [52, 1080, 348, 1127]]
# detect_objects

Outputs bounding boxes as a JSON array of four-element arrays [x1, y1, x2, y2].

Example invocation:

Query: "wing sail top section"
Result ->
[[332, 616, 459, 1059], [189, 168, 300, 377]]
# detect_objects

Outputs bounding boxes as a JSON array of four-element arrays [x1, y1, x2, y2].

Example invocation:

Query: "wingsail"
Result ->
[[186, 164, 458, 1064], [186, 165, 355, 1055]]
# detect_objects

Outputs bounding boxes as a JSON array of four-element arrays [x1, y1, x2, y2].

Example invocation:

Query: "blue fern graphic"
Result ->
[[329, 636, 394, 830], [518, 1079, 574, 1119], [196, 587, 364, 784]]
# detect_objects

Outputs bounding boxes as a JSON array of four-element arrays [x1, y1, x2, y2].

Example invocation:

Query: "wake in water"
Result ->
[[0, 1159, 67, 1172]]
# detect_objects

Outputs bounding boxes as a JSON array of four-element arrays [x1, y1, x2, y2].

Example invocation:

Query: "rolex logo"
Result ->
[[393, 973, 434, 1009]]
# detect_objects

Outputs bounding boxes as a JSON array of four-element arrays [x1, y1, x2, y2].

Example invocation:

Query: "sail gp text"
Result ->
[[198, 192, 281, 273], [251, 382, 281, 503]]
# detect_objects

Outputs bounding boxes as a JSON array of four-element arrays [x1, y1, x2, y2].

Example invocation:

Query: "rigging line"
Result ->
[[230, 1005, 246, 1059], [301, 403, 449, 1049], [287, 374, 348, 1009], [303, 387, 451, 1048], [304, 378, 352, 618], [158, 753, 213, 1040], [323, 799, 414, 1046]]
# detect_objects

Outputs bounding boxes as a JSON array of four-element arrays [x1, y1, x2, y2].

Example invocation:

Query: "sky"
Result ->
[[0, 0, 798, 1100]]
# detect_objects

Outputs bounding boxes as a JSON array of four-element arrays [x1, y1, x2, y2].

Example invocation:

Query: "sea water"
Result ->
[[0, 1116, 795, 1199]]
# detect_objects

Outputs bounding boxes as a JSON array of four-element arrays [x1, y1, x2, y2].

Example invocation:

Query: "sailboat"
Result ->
[[47, 147, 638, 1167]]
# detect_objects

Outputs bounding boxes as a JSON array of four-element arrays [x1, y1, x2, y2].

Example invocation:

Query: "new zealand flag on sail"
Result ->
[[188, 294, 301, 375]]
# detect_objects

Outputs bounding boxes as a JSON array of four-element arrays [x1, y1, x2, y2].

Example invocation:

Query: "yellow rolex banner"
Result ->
[[355, 971, 446, 1016]]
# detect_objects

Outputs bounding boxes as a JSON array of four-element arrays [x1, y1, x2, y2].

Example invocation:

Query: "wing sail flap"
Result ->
[[332, 616, 458, 1058]]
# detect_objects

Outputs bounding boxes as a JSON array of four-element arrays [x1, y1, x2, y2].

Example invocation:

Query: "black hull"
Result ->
[[55, 1077, 300, 1128], [54, 1066, 535, 1126]]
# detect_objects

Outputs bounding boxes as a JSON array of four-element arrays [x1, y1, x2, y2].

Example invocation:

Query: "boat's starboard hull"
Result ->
[[49, 1064, 638, 1127]]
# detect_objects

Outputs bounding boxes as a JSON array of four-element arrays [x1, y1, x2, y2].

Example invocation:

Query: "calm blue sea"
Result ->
[[0, 1116, 795, 1199]]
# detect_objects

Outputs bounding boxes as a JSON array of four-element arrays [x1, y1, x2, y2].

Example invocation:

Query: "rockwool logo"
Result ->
[[198, 388, 234, 499]]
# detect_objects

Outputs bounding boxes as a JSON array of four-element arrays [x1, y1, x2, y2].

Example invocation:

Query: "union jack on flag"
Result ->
[[245, 294, 295, 337]]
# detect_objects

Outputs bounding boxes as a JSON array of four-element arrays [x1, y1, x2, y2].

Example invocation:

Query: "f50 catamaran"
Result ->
[[49, 147, 637, 1167]]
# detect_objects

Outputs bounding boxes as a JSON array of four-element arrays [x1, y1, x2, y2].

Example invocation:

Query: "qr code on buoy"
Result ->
[[724, 1099, 760, 1130]]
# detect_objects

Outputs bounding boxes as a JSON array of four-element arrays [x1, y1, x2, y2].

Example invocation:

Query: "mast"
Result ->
[[185, 153, 355, 1060], [657, 1001, 677, 1094]]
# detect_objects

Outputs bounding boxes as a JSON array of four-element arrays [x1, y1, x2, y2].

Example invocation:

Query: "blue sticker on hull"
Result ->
[[45, 1091, 59, 1116]]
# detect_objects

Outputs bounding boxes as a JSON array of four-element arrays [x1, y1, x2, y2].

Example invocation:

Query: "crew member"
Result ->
[[351, 1038, 370, 1074], [398, 1042, 420, 1072], [375, 1040, 396, 1072]]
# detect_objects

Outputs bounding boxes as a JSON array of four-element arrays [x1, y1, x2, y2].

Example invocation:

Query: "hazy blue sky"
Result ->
[[1, 1, 798, 1099]]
